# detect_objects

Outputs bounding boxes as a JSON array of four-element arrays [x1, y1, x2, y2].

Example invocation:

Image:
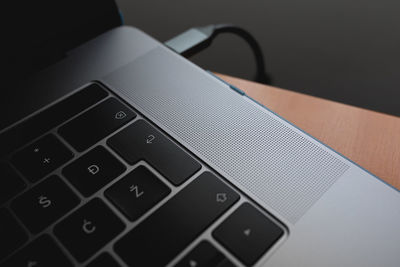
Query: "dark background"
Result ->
[[116, 0, 399, 116]]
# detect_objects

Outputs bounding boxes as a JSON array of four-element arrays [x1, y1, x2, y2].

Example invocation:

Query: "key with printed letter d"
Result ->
[[62, 146, 126, 197]]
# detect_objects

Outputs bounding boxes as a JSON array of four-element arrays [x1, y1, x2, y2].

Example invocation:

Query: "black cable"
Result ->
[[165, 24, 272, 84]]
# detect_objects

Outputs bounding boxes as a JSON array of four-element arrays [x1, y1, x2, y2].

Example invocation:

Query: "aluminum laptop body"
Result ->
[[1, 26, 399, 267]]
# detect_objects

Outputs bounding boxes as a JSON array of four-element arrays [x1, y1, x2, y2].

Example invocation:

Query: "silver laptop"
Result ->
[[1, 4, 400, 267]]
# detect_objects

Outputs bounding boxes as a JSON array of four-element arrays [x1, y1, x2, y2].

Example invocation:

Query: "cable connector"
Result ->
[[165, 24, 271, 84]]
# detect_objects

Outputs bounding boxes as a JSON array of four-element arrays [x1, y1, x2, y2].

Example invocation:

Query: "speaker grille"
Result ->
[[104, 48, 349, 223]]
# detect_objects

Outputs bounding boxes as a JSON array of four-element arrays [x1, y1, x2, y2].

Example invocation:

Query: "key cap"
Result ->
[[175, 241, 236, 267], [11, 134, 73, 182], [0, 208, 28, 261], [108, 120, 201, 185], [0, 83, 108, 158], [2, 235, 73, 267], [63, 146, 126, 197], [59, 97, 136, 152], [54, 198, 125, 262], [114, 172, 239, 267], [11, 175, 80, 234], [213, 203, 284, 266], [105, 166, 170, 221], [86, 253, 121, 267], [0, 162, 26, 205]]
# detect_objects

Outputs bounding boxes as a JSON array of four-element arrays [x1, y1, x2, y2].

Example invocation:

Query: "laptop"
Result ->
[[1, 1, 399, 266]]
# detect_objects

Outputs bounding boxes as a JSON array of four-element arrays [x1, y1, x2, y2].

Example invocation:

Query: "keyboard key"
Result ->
[[105, 166, 170, 221], [0, 83, 108, 158], [54, 198, 125, 262], [0, 208, 28, 261], [213, 203, 284, 266], [63, 146, 125, 197], [0, 162, 26, 205], [108, 120, 201, 185], [2, 235, 73, 267], [59, 97, 136, 152], [11, 134, 73, 182], [114, 172, 239, 267], [86, 253, 121, 267], [175, 241, 236, 267], [11, 175, 80, 234]]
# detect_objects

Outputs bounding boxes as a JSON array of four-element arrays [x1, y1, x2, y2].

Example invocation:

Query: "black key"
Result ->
[[0, 162, 26, 205], [0, 208, 28, 261], [63, 146, 126, 197], [59, 97, 136, 152], [213, 203, 284, 266], [108, 120, 201, 185], [114, 172, 239, 267], [86, 253, 121, 267], [11, 134, 73, 182], [105, 166, 170, 221], [175, 241, 236, 267], [11, 175, 80, 234], [0, 83, 108, 158], [2, 235, 73, 267], [54, 198, 125, 262]]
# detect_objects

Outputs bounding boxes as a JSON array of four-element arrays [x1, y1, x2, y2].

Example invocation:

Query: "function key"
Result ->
[[54, 198, 125, 262], [0, 162, 26, 205], [105, 166, 170, 221], [0, 208, 28, 261], [62, 146, 126, 197], [59, 97, 136, 152], [2, 235, 73, 267], [114, 172, 239, 267], [213, 203, 284, 266], [108, 120, 201, 185], [11, 175, 80, 234], [175, 241, 236, 267], [86, 253, 121, 267], [11, 134, 73, 182]]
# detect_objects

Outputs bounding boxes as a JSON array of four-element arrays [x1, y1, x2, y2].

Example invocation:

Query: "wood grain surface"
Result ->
[[219, 74, 400, 189]]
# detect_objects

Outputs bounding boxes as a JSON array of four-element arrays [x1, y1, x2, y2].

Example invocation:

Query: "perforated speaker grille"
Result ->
[[104, 48, 349, 223]]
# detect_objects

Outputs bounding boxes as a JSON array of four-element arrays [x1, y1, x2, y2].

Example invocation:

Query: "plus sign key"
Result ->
[[11, 134, 73, 182]]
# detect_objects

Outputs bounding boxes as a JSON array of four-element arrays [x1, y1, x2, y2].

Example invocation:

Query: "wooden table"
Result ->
[[219, 74, 400, 189]]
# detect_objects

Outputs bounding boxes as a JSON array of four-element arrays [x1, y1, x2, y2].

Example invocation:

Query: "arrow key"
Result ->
[[213, 203, 284, 266], [175, 241, 236, 267]]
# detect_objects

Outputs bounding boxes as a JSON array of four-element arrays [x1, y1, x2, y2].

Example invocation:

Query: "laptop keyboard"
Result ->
[[0, 82, 285, 267]]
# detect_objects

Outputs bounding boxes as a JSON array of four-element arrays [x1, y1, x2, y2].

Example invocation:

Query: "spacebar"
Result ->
[[114, 172, 239, 267]]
